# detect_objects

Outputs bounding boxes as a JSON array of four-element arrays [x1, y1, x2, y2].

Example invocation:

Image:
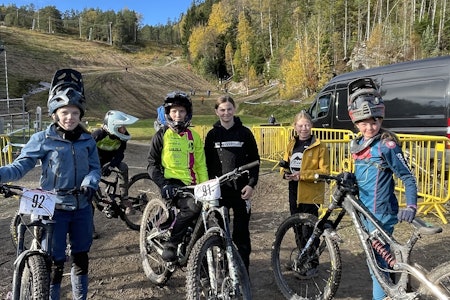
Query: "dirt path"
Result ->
[[1, 142, 450, 299]]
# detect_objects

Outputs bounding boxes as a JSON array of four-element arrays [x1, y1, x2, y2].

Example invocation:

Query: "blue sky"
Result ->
[[2, 1, 193, 26]]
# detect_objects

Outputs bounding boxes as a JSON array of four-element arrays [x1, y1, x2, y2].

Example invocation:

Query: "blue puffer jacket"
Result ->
[[351, 134, 417, 216], [0, 124, 101, 210]]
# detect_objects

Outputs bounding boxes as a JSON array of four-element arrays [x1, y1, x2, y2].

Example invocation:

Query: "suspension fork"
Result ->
[[204, 206, 241, 295], [220, 206, 242, 294]]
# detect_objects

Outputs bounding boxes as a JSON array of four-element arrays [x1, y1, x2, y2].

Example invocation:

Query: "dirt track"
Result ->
[[1, 142, 450, 299]]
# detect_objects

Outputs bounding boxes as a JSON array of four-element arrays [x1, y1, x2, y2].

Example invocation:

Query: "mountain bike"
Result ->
[[1, 184, 76, 300], [10, 170, 157, 248], [91, 169, 156, 231], [140, 161, 258, 299], [271, 172, 450, 300]]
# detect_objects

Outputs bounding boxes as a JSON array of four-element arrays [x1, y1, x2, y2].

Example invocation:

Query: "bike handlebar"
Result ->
[[177, 160, 260, 195], [0, 184, 81, 198]]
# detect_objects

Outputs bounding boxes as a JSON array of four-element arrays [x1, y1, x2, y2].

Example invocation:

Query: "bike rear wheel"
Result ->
[[186, 233, 252, 300], [271, 213, 342, 300], [19, 254, 50, 299], [126, 172, 158, 230], [140, 198, 173, 285], [418, 261, 450, 299]]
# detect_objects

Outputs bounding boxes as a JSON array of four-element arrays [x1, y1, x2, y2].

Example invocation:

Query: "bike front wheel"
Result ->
[[19, 254, 50, 299], [271, 213, 342, 300], [418, 260, 450, 299], [126, 172, 159, 230], [186, 233, 252, 300], [140, 198, 173, 285]]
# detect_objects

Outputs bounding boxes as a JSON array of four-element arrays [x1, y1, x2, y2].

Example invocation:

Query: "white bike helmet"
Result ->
[[47, 69, 86, 117], [348, 77, 385, 123], [103, 110, 139, 141], [164, 92, 192, 133]]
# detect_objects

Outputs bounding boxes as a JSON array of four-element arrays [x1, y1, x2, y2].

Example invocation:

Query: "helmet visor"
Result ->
[[350, 93, 382, 110]]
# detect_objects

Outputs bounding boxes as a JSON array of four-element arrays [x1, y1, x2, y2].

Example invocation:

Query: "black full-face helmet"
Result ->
[[347, 77, 385, 123], [47, 69, 86, 118], [164, 92, 193, 133]]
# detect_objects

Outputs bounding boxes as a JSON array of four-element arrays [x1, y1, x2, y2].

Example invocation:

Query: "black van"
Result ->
[[307, 56, 450, 138]]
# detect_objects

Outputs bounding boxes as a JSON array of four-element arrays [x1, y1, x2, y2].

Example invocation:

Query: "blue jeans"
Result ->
[[52, 205, 93, 262], [362, 213, 397, 300]]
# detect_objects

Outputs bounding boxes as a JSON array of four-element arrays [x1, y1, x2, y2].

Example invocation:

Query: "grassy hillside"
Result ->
[[0, 26, 307, 126], [0, 26, 219, 122]]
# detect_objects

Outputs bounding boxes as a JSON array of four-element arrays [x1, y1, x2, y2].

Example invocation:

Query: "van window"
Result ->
[[382, 79, 447, 118], [310, 93, 331, 119]]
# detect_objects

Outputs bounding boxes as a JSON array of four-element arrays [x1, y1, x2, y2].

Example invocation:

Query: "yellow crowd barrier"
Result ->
[[251, 126, 450, 224], [1, 135, 13, 167]]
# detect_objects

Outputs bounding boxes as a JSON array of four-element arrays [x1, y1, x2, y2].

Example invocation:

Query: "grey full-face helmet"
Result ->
[[347, 77, 385, 123], [47, 69, 86, 118]]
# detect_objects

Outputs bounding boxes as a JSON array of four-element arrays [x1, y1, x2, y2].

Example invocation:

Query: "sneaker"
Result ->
[[297, 267, 318, 279], [161, 242, 177, 262]]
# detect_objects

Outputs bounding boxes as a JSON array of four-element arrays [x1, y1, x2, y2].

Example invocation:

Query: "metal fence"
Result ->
[[2, 124, 449, 223]]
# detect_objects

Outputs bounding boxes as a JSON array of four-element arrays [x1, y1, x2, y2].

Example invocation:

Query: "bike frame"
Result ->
[[303, 176, 447, 299], [94, 170, 121, 210]]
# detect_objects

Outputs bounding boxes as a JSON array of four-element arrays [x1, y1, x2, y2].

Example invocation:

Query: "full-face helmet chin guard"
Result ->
[[103, 110, 139, 141], [347, 78, 385, 123], [164, 91, 193, 133]]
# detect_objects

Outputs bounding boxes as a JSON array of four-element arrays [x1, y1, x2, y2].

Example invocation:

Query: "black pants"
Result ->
[[169, 196, 200, 244], [288, 181, 319, 216], [220, 188, 252, 271]]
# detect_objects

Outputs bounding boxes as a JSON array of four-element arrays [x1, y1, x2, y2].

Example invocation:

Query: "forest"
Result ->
[[1, 0, 449, 100]]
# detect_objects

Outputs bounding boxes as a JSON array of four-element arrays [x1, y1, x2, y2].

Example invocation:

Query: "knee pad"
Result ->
[[51, 261, 65, 284], [72, 252, 89, 275], [187, 197, 201, 214]]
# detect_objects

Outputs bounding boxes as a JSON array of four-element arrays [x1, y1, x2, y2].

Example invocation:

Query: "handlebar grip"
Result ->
[[237, 160, 260, 172], [315, 174, 332, 180]]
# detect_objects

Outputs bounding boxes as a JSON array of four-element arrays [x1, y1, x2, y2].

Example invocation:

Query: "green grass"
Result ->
[[127, 114, 269, 140]]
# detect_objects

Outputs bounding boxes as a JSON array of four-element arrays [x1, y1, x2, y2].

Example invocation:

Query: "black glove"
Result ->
[[398, 206, 416, 223], [81, 186, 95, 201], [161, 184, 177, 200], [101, 165, 112, 177]]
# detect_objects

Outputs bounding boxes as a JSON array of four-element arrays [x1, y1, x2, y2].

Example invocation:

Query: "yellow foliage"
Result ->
[[248, 66, 258, 88], [237, 12, 252, 61], [188, 26, 216, 61], [280, 36, 331, 99], [208, 2, 232, 35]]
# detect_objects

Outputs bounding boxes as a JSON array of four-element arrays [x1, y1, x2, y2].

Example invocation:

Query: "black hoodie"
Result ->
[[204, 117, 260, 191]]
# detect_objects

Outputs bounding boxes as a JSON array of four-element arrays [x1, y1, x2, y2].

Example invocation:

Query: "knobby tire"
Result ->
[[139, 198, 173, 285], [19, 254, 50, 299], [125, 172, 157, 230], [186, 233, 252, 300], [418, 261, 450, 299], [271, 213, 342, 300]]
